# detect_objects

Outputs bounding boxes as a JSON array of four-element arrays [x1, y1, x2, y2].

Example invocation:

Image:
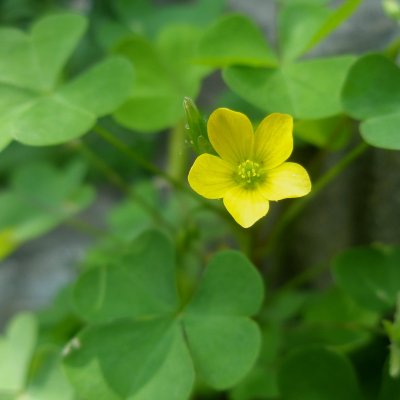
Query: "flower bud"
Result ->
[[183, 97, 215, 155]]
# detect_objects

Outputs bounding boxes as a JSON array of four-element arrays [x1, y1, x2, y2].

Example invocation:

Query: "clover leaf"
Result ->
[[113, 26, 211, 132], [342, 54, 400, 150], [64, 230, 264, 399], [0, 13, 133, 149], [278, 347, 363, 400], [195, 14, 277, 67], [223, 55, 355, 120], [333, 245, 400, 313]]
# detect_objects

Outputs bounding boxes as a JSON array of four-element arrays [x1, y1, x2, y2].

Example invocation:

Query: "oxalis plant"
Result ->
[[1, 0, 400, 399]]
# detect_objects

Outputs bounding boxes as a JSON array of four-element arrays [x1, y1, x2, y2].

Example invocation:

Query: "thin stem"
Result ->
[[166, 120, 187, 180], [93, 124, 234, 224], [259, 141, 369, 260], [77, 141, 175, 234]]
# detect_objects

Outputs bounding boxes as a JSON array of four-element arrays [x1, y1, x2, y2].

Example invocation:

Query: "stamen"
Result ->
[[236, 160, 263, 187]]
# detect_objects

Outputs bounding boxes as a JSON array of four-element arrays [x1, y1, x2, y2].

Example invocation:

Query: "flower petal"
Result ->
[[223, 186, 269, 228], [254, 113, 293, 168], [259, 162, 311, 201], [208, 108, 254, 164], [188, 154, 236, 199]]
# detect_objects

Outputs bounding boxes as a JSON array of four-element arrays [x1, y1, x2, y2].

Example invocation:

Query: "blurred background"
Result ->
[[0, 0, 399, 330]]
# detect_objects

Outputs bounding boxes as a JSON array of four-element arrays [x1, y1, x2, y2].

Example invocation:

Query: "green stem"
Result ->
[[166, 121, 187, 180], [260, 141, 369, 260], [77, 140, 175, 234], [93, 124, 234, 224]]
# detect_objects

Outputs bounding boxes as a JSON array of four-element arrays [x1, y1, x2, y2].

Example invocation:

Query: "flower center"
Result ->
[[236, 159, 264, 188]]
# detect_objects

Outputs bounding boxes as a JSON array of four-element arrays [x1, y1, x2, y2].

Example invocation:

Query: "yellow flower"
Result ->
[[188, 108, 311, 228]]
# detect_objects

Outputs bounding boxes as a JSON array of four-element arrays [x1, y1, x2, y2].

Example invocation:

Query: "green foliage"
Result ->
[[0, 313, 37, 394], [342, 54, 400, 149], [294, 115, 352, 150], [1, 1, 399, 399], [111, 0, 225, 38], [224, 56, 355, 119], [113, 26, 210, 132], [296, 288, 378, 349], [278, 347, 363, 400], [0, 13, 133, 149], [379, 361, 400, 400], [278, 0, 361, 61], [195, 14, 277, 67], [333, 245, 400, 313], [63, 230, 264, 399], [0, 160, 94, 259]]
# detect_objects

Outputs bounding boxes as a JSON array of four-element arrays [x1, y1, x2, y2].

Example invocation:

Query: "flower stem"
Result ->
[[93, 124, 233, 223], [166, 121, 187, 180]]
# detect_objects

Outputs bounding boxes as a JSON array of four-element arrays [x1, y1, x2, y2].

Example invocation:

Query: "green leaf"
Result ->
[[186, 251, 263, 316], [342, 54, 400, 149], [183, 252, 263, 389], [379, 359, 400, 400], [299, 288, 378, 349], [183, 316, 260, 390], [333, 246, 400, 313], [0, 160, 94, 259], [294, 115, 352, 150], [25, 348, 75, 400], [73, 230, 179, 322], [0, 14, 86, 91], [360, 113, 400, 150], [64, 319, 191, 400], [113, 26, 210, 132], [278, 347, 363, 400], [342, 54, 400, 120], [195, 14, 277, 67], [112, 0, 224, 38], [278, 4, 330, 62], [0, 313, 37, 394], [224, 55, 355, 119], [278, 0, 361, 61], [65, 231, 264, 398], [0, 14, 133, 147], [307, 0, 362, 51]]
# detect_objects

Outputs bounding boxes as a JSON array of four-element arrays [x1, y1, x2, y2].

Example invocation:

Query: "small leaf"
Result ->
[[195, 14, 277, 67], [0, 313, 37, 393], [360, 113, 400, 150], [278, 347, 363, 400], [342, 54, 400, 120], [333, 246, 400, 313]]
